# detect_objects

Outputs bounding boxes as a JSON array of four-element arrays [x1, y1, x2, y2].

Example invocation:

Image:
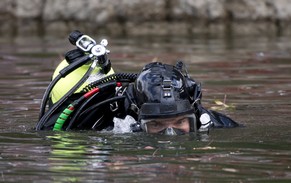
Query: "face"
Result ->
[[142, 115, 190, 134]]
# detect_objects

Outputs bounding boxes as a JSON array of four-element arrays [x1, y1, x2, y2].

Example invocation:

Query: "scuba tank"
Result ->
[[36, 30, 137, 131], [50, 54, 114, 104]]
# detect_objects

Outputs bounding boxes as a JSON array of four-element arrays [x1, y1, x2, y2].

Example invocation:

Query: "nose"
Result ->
[[164, 127, 177, 135]]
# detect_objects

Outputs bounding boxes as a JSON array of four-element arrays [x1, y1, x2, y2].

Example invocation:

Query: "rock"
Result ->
[[1, 0, 291, 37], [15, 0, 43, 18]]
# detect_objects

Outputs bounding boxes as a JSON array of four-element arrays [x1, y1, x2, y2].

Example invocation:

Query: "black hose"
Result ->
[[66, 82, 118, 130], [65, 73, 138, 130], [82, 73, 138, 92], [67, 96, 126, 130], [37, 70, 137, 130], [79, 96, 125, 118], [38, 55, 92, 120], [36, 59, 95, 130], [38, 74, 62, 120]]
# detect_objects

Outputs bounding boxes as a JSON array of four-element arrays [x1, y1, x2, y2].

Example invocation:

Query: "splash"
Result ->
[[112, 115, 137, 133]]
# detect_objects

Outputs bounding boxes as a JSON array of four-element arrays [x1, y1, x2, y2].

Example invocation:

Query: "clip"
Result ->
[[162, 79, 172, 97]]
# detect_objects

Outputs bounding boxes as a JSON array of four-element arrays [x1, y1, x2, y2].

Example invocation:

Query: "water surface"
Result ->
[[0, 34, 291, 182]]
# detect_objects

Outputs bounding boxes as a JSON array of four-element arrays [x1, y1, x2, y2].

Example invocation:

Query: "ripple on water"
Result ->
[[0, 35, 291, 182]]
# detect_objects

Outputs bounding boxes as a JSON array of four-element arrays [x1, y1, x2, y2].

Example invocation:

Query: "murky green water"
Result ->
[[0, 34, 291, 182]]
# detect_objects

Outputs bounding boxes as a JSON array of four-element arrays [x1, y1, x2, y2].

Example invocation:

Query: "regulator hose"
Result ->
[[37, 71, 138, 130], [53, 104, 75, 131], [65, 73, 137, 130], [36, 59, 96, 130], [81, 72, 138, 92], [38, 55, 92, 120], [67, 96, 126, 130], [66, 82, 118, 130], [53, 86, 102, 131]]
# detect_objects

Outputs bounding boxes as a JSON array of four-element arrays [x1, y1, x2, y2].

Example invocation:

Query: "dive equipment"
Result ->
[[140, 114, 197, 134], [37, 31, 140, 131], [37, 58, 97, 130], [53, 82, 122, 131], [49, 31, 113, 104], [37, 31, 238, 133], [65, 49, 85, 64], [199, 113, 212, 132], [37, 31, 114, 130], [53, 87, 101, 131], [64, 82, 122, 130], [39, 55, 94, 120]]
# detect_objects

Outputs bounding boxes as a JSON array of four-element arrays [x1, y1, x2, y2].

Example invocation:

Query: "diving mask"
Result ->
[[140, 114, 197, 135]]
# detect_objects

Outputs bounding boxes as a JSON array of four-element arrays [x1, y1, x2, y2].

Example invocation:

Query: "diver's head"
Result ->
[[133, 62, 200, 135]]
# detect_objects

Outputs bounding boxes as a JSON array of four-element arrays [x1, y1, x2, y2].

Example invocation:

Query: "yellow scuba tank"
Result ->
[[36, 31, 118, 130], [50, 59, 114, 104]]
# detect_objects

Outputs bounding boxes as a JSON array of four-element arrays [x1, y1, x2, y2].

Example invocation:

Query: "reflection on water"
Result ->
[[0, 34, 291, 182]]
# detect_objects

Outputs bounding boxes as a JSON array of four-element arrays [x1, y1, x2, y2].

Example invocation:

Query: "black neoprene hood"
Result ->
[[134, 62, 194, 120]]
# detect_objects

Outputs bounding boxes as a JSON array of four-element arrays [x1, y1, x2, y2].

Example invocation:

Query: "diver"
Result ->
[[35, 31, 239, 135]]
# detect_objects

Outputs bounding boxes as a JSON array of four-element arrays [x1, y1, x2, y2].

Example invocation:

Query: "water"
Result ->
[[0, 34, 291, 182]]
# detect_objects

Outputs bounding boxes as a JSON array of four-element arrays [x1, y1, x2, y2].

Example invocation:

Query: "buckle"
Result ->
[[130, 103, 139, 114], [110, 102, 119, 112]]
